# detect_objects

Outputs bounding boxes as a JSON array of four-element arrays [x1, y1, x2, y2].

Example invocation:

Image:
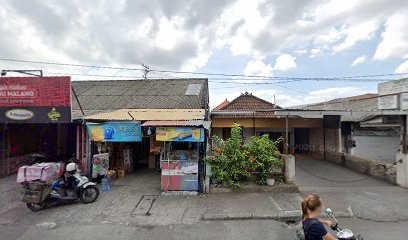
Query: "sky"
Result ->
[[1, 0, 408, 108]]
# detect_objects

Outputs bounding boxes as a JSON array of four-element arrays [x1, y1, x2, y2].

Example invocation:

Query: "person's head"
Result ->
[[301, 194, 322, 221], [66, 163, 77, 174]]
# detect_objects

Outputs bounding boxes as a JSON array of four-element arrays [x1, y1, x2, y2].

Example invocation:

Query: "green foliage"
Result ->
[[208, 124, 283, 188], [247, 135, 284, 185]]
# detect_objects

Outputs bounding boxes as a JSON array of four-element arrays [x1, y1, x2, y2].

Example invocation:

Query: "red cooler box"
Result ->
[[161, 161, 180, 191]]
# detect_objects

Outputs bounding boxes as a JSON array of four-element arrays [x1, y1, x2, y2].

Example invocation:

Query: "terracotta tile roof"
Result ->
[[212, 92, 281, 118], [213, 99, 230, 110]]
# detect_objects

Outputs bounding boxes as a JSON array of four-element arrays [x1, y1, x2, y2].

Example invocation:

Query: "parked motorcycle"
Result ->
[[23, 172, 99, 212], [325, 208, 363, 240]]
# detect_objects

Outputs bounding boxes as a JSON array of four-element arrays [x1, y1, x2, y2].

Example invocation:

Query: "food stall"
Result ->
[[155, 126, 205, 192]]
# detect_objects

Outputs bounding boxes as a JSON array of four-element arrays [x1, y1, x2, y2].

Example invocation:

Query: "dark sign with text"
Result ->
[[0, 77, 71, 123]]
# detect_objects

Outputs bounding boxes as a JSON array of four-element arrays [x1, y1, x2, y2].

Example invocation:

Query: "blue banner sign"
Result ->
[[87, 121, 142, 142]]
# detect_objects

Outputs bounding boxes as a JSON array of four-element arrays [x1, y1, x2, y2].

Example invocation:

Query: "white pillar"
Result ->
[[397, 115, 408, 187], [397, 152, 408, 187], [283, 154, 295, 183]]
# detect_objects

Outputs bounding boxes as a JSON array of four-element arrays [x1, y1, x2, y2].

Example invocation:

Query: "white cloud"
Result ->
[[1, 0, 408, 77], [374, 13, 408, 60], [243, 59, 273, 77], [351, 55, 367, 67], [332, 20, 379, 53], [395, 59, 408, 73], [273, 54, 297, 72]]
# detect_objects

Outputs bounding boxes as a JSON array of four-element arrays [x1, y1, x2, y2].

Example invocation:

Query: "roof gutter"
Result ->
[[274, 109, 408, 116]]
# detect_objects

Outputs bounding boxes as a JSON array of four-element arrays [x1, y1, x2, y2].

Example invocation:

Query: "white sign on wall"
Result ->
[[378, 95, 398, 110], [379, 79, 408, 95], [400, 92, 408, 110]]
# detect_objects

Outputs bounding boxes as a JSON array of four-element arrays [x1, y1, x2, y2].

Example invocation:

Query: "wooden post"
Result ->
[[85, 127, 89, 175], [401, 115, 407, 154], [285, 115, 289, 154], [81, 125, 85, 167], [6, 124, 10, 175], [76, 124, 80, 160], [252, 112, 255, 136]]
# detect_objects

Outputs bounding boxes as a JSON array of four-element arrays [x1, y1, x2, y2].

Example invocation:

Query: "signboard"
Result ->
[[378, 95, 398, 110], [87, 121, 142, 142], [400, 92, 408, 110], [379, 79, 408, 95], [156, 127, 204, 142], [0, 77, 71, 123]]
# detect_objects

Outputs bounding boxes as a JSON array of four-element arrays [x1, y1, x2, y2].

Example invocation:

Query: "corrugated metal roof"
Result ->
[[83, 109, 205, 121], [71, 79, 209, 119]]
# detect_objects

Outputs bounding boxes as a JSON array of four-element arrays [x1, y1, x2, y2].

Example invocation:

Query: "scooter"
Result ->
[[325, 208, 363, 240], [24, 172, 99, 212]]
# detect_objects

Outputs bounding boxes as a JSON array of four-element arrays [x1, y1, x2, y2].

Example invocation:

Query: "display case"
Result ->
[[160, 135, 202, 191]]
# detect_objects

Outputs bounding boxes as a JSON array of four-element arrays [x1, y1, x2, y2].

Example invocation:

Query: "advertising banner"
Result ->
[[0, 76, 71, 123], [156, 127, 204, 142], [87, 121, 142, 142]]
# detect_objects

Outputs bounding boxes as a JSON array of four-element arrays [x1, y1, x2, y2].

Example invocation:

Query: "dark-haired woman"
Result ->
[[302, 194, 336, 240]]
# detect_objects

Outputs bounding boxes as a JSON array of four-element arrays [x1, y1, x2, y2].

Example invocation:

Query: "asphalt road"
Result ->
[[2, 218, 408, 240]]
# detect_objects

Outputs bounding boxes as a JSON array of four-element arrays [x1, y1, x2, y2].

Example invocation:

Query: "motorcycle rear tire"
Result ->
[[79, 185, 99, 204], [26, 203, 45, 212]]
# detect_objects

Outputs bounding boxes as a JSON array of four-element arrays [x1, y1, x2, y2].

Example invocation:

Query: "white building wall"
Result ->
[[353, 135, 400, 163]]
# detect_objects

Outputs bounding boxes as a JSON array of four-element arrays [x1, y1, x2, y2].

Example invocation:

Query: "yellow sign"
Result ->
[[156, 127, 203, 142], [48, 107, 61, 122]]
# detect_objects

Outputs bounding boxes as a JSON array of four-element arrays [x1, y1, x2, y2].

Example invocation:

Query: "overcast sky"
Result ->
[[1, 0, 408, 108]]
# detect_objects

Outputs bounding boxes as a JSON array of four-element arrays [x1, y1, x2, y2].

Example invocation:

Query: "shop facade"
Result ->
[[142, 122, 210, 191], [0, 76, 74, 177], [79, 112, 209, 192], [70, 79, 210, 192]]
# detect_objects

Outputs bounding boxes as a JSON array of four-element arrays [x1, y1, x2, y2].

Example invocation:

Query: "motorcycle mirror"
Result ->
[[325, 208, 333, 217]]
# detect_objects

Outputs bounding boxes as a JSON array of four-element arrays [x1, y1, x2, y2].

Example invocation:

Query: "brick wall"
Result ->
[[323, 151, 396, 184]]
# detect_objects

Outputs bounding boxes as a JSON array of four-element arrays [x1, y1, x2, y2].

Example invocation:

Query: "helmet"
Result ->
[[66, 163, 77, 174]]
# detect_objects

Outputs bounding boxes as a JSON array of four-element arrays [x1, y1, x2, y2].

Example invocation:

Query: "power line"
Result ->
[[1, 57, 407, 80], [39, 71, 393, 83]]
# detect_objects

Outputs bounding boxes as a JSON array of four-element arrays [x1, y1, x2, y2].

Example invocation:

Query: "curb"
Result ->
[[202, 210, 302, 222], [202, 209, 353, 222], [209, 183, 299, 194]]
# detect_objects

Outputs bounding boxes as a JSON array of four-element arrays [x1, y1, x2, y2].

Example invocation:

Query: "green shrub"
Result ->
[[208, 124, 283, 188], [247, 135, 283, 185]]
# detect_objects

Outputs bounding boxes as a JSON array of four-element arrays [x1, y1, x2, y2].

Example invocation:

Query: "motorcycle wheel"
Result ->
[[79, 185, 99, 204], [26, 203, 45, 212]]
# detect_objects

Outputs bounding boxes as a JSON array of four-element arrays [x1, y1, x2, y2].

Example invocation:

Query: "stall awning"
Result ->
[[141, 120, 211, 129], [83, 109, 205, 121]]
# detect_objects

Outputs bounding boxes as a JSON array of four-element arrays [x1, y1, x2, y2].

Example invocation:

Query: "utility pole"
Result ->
[[142, 64, 150, 79]]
